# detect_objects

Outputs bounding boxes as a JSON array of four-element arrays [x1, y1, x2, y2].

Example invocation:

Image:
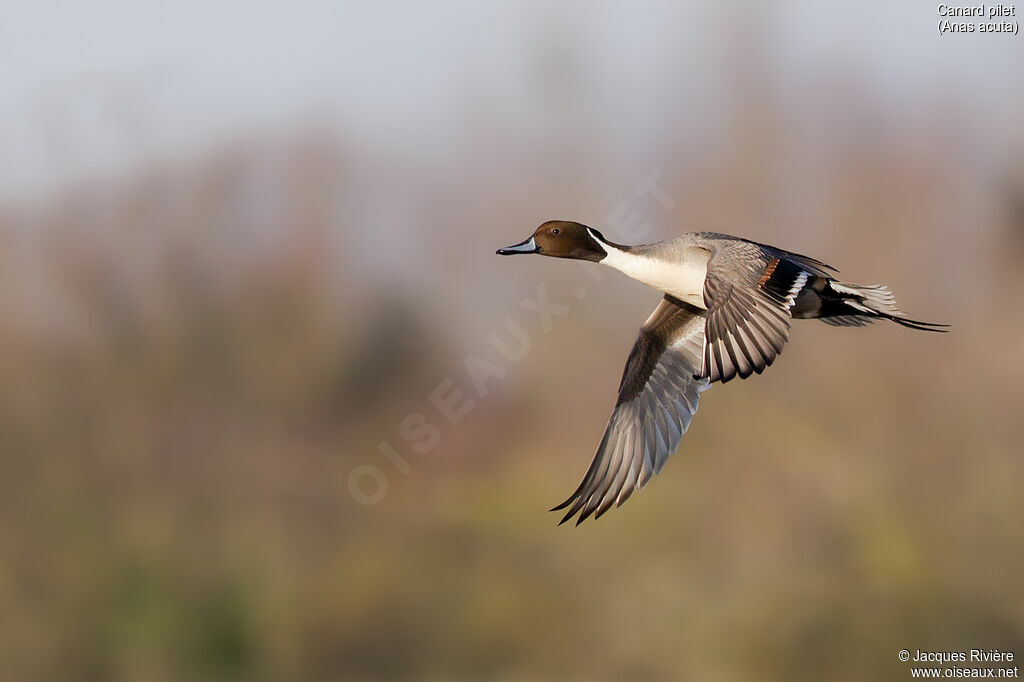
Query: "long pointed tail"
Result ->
[[814, 281, 949, 332]]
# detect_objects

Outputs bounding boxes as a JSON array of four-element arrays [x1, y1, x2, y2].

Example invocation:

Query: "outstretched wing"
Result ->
[[552, 296, 710, 525], [700, 238, 831, 383]]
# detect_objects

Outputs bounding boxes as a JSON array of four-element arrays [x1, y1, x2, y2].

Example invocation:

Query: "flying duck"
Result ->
[[497, 221, 946, 525]]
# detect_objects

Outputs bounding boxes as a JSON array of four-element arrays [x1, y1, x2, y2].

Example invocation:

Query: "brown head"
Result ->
[[496, 220, 610, 262]]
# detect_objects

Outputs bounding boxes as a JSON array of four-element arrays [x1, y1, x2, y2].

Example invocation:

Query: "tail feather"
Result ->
[[823, 282, 948, 332], [819, 314, 873, 328]]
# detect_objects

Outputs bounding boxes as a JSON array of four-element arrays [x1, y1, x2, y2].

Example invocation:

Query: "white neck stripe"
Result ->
[[586, 227, 607, 248], [598, 240, 710, 310]]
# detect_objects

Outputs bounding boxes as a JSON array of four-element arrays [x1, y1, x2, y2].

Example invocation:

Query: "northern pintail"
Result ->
[[497, 221, 946, 525]]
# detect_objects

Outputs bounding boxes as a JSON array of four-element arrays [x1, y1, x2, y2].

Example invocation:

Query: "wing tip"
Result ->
[[549, 498, 573, 512], [555, 505, 578, 526], [551, 494, 602, 526]]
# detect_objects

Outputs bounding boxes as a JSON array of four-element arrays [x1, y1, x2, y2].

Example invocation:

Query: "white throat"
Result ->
[[590, 230, 709, 310]]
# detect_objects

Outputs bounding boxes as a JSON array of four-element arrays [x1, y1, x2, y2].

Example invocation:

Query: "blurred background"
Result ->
[[2, 2, 1023, 680]]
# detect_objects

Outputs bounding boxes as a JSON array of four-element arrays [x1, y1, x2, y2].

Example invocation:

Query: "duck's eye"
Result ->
[[551, 228, 560, 235]]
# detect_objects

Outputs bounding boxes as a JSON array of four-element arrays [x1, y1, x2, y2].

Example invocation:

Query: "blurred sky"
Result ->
[[3, 1, 1023, 203]]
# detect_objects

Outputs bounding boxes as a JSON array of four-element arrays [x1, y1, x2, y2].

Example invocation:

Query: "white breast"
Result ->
[[601, 245, 710, 309]]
